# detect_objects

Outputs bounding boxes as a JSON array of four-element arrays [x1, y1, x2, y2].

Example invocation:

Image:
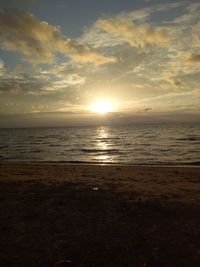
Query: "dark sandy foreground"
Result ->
[[0, 164, 200, 267]]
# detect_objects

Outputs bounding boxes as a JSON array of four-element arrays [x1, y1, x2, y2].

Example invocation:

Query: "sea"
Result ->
[[0, 123, 200, 165]]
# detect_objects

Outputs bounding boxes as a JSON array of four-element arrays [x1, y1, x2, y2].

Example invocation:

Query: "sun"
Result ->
[[90, 100, 114, 114]]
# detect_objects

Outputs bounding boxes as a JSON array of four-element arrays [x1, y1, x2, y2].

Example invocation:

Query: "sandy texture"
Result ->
[[0, 164, 200, 266]]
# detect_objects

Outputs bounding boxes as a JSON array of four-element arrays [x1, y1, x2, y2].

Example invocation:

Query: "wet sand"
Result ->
[[0, 164, 200, 266]]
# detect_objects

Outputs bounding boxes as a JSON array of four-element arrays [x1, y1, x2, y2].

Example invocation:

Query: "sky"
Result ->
[[0, 0, 200, 127]]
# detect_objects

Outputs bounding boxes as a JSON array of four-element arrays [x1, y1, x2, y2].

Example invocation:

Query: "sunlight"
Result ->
[[90, 100, 114, 114]]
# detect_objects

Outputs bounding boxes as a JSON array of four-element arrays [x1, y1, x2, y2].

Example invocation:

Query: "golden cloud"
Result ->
[[96, 18, 169, 47], [0, 9, 67, 63], [67, 41, 116, 65], [0, 9, 114, 65]]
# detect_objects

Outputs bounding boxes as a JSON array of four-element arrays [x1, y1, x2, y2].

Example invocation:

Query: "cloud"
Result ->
[[42, 74, 86, 92], [0, 59, 5, 76], [82, 2, 188, 50], [162, 73, 184, 88], [57, 73, 86, 87], [0, 1, 199, 124], [115, 2, 186, 23], [67, 40, 116, 65], [173, 3, 200, 25], [0, 60, 86, 96], [96, 18, 169, 48], [187, 53, 200, 64], [144, 107, 152, 112], [0, 9, 68, 63], [0, 9, 114, 65]]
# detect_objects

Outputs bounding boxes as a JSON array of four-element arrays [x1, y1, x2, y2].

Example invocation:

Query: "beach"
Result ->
[[0, 164, 200, 266]]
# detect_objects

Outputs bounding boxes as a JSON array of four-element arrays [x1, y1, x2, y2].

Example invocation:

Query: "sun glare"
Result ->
[[90, 100, 114, 114]]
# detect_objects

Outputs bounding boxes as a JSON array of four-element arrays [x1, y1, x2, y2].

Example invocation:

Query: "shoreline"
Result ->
[[1, 161, 200, 167], [1, 163, 200, 203]]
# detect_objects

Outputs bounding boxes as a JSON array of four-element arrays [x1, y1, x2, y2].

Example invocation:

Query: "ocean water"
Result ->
[[0, 124, 200, 165]]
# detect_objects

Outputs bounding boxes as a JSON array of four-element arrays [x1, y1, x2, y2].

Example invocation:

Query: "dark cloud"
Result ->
[[67, 40, 116, 65], [0, 9, 115, 65], [173, 79, 183, 87], [144, 107, 152, 112], [0, 9, 67, 63], [187, 53, 200, 64]]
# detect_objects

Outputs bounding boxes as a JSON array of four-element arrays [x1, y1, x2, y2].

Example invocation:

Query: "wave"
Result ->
[[0, 146, 9, 149], [49, 144, 61, 147], [1, 124, 200, 164], [81, 148, 119, 153], [176, 136, 200, 141], [95, 137, 121, 141], [32, 150, 43, 153]]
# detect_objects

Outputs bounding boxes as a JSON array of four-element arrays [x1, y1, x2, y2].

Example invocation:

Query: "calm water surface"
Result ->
[[0, 124, 200, 165]]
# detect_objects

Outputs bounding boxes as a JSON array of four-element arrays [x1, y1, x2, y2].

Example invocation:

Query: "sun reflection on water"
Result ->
[[95, 127, 113, 162]]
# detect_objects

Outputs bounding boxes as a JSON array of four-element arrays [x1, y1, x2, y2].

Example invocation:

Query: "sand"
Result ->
[[0, 163, 199, 266]]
